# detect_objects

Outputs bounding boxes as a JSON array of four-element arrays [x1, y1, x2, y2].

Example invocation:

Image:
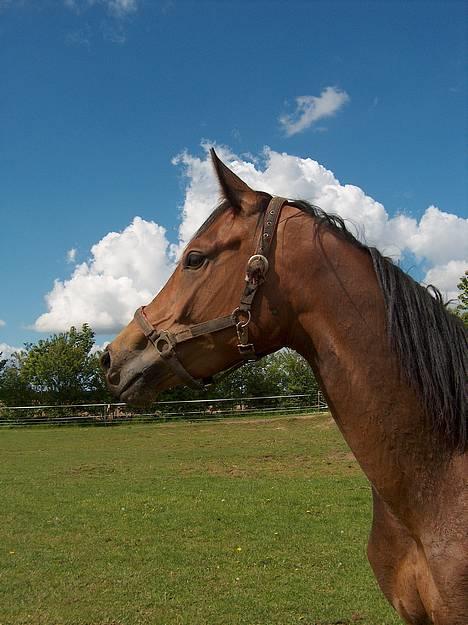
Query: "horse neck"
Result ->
[[278, 214, 444, 524]]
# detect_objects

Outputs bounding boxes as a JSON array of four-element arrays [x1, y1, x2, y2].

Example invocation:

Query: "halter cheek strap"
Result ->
[[134, 307, 237, 388], [133, 196, 287, 389]]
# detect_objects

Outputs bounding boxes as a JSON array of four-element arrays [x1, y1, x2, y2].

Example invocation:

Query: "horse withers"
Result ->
[[102, 150, 467, 625]]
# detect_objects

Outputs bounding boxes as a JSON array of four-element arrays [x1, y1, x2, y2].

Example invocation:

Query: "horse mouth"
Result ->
[[118, 372, 144, 403], [116, 359, 173, 405]]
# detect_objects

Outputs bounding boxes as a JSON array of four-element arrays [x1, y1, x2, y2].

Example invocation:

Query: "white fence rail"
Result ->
[[0, 393, 328, 427]]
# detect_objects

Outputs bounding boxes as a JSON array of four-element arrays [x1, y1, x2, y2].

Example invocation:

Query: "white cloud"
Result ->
[[174, 144, 414, 260], [34, 144, 467, 334], [173, 144, 467, 299], [405, 206, 468, 265], [423, 260, 468, 304], [90, 340, 110, 354], [66, 248, 77, 263], [279, 86, 350, 136], [0, 342, 23, 361], [172, 144, 239, 249], [0, 319, 5, 327], [34, 217, 174, 334]]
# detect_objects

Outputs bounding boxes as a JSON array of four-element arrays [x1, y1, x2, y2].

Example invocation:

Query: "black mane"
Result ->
[[291, 199, 467, 454]]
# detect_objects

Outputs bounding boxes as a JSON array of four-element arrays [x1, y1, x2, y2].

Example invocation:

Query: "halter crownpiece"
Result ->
[[133, 195, 287, 389]]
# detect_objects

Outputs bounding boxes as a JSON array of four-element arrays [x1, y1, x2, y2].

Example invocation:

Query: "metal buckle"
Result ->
[[232, 307, 251, 327], [247, 254, 269, 274], [232, 307, 256, 357], [154, 331, 175, 358], [245, 254, 269, 283], [237, 343, 256, 358], [233, 309, 251, 345]]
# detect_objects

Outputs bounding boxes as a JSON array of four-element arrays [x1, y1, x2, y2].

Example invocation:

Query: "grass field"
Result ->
[[0, 414, 402, 625]]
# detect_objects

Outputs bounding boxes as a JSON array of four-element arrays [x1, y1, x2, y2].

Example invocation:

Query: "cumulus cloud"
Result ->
[[423, 260, 468, 304], [175, 144, 414, 260], [280, 86, 350, 136], [0, 319, 5, 327], [0, 342, 23, 361], [405, 206, 468, 265], [34, 144, 467, 334], [34, 217, 174, 334], [174, 145, 467, 297], [172, 144, 242, 249]]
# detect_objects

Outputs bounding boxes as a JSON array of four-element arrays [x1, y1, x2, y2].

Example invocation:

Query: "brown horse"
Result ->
[[102, 150, 467, 625]]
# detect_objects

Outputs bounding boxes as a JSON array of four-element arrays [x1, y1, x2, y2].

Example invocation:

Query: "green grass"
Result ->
[[0, 414, 402, 625]]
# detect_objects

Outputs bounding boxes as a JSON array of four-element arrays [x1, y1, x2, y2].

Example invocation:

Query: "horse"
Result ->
[[101, 149, 467, 625]]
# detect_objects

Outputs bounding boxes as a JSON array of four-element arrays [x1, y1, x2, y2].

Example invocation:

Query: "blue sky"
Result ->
[[1, 0, 467, 353]]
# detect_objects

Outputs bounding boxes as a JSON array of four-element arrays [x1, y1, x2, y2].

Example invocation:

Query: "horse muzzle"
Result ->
[[101, 342, 174, 404]]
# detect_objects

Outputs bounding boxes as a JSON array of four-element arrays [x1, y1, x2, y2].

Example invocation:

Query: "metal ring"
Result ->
[[155, 335, 172, 355], [232, 307, 251, 328]]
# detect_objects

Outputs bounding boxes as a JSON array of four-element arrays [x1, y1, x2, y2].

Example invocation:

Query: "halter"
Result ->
[[133, 196, 287, 389]]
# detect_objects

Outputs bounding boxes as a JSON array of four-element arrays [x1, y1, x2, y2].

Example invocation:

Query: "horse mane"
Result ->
[[291, 199, 468, 454]]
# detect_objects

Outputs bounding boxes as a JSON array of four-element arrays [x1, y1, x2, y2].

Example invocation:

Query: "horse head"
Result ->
[[102, 150, 297, 404]]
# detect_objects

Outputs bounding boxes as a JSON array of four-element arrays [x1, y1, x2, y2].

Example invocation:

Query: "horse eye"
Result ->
[[185, 251, 206, 269]]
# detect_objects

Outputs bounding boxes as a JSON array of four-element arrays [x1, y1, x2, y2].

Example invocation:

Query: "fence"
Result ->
[[0, 392, 328, 427]]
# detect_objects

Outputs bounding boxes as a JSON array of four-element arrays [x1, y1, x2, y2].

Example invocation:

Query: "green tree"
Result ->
[[0, 353, 7, 375], [0, 353, 30, 405], [455, 270, 468, 326], [18, 324, 108, 404], [159, 349, 317, 402], [157, 355, 280, 403], [211, 355, 278, 398], [267, 348, 318, 395]]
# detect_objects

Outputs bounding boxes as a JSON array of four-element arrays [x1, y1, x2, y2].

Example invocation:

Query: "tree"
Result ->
[[18, 324, 108, 404], [455, 270, 468, 326], [0, 353, 30, 406], [212, 355, 281, 398], [158, 348, 317, 402], [267, 348, 318, 395]]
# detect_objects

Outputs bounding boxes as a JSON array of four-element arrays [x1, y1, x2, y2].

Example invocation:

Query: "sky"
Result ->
[[0, 0, 467, 357]]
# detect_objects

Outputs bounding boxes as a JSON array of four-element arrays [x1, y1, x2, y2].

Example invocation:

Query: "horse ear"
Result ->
[[210, 148, 266, 214]]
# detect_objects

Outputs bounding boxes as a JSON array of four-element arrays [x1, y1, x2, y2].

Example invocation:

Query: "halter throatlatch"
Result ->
[[133, 196, 287, 389]]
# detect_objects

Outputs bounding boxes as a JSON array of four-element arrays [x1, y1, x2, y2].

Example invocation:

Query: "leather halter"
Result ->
[[133, 196, 287, 389]]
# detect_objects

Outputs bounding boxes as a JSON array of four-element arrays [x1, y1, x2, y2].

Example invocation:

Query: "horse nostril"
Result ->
[[100, 348, 111, 371], [100, 347, 121, 388], [108, 369, 121, 387]]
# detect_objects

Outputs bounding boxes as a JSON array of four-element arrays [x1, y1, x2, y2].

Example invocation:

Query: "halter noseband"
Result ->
[[133, 196, 287, 389]]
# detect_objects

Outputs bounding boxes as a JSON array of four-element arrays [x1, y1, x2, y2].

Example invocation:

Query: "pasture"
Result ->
[[0, 414, 401, 625]]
